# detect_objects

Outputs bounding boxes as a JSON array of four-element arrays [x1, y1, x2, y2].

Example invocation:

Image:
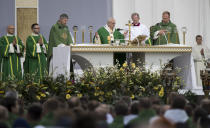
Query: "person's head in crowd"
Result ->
[[42, 98, 59, 115], [200, 99, 210, 115], [68, 96, 81, 109], [95, 104, 109, 121], [193, 107, 210, 128], [150, 96, 161, 105], [74, 114, 96, 128], [171, 95, 186, 109], [59, 13, 69, 25], [55, 96, 69, 109], [88, 100, 100, 112], [168, 92, 179, 105], [196, 35, 202, 45], [120, 96, 132, 108], [149, 116, 175, 128], [5, 89, 18, 99], [185, 104, 193, 117], [80, 96, 89, 110], [162, 11, 170, 23], [0, 105, 8, 122], [26, 103, 42, 124], [193, 107, 208, 123], [73, 107, 86, 117], [1, 97, 19, 114], [55, 109, 74, 128], [114, 100, 128, 116], [139, 97, 152, 111], [130, 101, 139, 115]]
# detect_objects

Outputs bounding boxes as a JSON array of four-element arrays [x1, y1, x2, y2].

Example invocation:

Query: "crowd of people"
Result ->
[[0, 90, 210, 128]]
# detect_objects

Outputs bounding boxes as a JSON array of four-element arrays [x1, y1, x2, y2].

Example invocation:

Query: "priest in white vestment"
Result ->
[[124, 12, 150, 44], [192, 35, 210, 87], [124, 13, 150, 65]]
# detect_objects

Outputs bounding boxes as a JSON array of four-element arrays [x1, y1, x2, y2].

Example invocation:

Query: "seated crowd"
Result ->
[[0, 91, 210, 128]]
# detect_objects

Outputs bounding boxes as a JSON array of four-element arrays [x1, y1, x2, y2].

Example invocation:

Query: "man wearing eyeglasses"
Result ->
[[0, 25, 24, 81], [24, 23, 48, 82]]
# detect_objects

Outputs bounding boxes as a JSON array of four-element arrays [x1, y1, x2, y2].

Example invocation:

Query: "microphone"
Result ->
[[117, 28, 124, 31]]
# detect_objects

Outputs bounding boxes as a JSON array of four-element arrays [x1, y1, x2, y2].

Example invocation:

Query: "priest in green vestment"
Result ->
[[94, 18, 126, 66], [0, 25, 24, 81], [95, 18, 124, 44], [47, 13, 73, 72], [24, 23, 48, 82], [151, 11, 180, 45]]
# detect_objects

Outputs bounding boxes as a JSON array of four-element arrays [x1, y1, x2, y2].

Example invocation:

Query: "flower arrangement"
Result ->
[[0, 62, 182, 105]]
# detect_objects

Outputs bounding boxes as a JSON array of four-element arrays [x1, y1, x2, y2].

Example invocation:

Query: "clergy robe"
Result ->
[[97, 25, 125, 44], [24, 34, 48, 82], [47, 21, 73, 67], [151, 21, 180, 45], [0, 35, 24, 81], [124, 23, 150, 66], [125, 23, 150, 43], [192, 44, 209, 87], [96, 25, 126, 66]]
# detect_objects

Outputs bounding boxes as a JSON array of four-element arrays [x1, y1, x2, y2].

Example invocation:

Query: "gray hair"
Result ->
[[60, 13, 69, 19], [5, 89, 18, 99], [131, 12, 140, 19]]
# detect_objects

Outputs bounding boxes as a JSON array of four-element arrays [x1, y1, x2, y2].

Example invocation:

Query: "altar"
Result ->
[[71, 44, 197, 90]]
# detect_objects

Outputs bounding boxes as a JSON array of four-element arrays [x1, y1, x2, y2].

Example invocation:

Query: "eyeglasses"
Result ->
[[33, 28, 40, 29]]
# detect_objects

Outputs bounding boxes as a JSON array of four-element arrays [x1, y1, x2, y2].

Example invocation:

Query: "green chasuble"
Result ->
[[151, 21, 180, 45], [24, 34, 48, 82], [97, 26, 124, 44], [0, 35, 24, 81], [47, 21, 73, 66]]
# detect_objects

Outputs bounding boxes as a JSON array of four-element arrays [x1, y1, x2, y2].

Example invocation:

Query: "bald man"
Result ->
[[0, 25, 24, 81], [95, 18, 124, 44], [94, 18, 126, 66]]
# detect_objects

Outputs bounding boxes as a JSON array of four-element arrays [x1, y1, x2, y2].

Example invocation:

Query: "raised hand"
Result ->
[[95, 32, 99, 39], [38, 37, 43, 45], [12, 38, 16, 46], [158, 29, 167, 35]]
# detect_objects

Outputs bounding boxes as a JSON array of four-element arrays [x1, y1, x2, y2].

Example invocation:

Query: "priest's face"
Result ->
[[132, 15, 140, 24], [162, 14, 170, 23], [33, 25, 40, 34], [196, 36, 202, 45], [108, 19, 116, 30], [7, 25, 15, 35], [60, 18, 68, 25]]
